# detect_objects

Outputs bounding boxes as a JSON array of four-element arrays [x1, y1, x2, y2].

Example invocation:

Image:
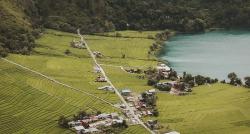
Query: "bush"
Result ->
[[147, 35, 154, 39], [152, 109, 159, 117], [0, 46, 8, 57], [195, 75, 206, 85], [147, 78, 159, 86], [245, 77, 250, 88], [58, 116, 69, 128], [155, 83, 171, 91], [64, 49, 71, 55], [115, 32, 122, 37], [221, 80, 226, 83]]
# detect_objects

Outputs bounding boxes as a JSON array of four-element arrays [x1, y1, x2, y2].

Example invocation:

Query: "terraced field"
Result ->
[[0, 29, 156, 133], [155, 84, 250, 134], [0, 60, 117, 134]]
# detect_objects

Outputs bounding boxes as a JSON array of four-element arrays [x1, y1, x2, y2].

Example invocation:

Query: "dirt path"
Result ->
[[78, 30, 155, 134]]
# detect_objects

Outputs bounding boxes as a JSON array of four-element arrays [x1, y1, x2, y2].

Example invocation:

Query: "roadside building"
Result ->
[[70, 39, 85, 49], [121, 89, 132, 96]]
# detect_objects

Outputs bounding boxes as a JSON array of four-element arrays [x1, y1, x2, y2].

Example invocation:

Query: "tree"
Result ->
[[115, 32, 122, 37], [183, 74, 193, 83], [64, 49, 71, 55], [244, 77, 250, 88], [228, 72, 238, 85], [58, 116, 69, 128], [152, 109, 159, 117], [228, 72, 237, 80], [235, 78, 242, 86], [195, 75, 206, 85], [0, 46, 8, 57], [147, 77, 159, 86]]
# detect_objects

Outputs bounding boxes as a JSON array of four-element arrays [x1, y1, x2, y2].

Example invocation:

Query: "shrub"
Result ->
[[147, 78, 159, 86], [147, 35, 154, 39], [115, 32, 122, 37], [245, 77, 250, 88], [0, 46, 8, 57], [221, 80, 226, 83], [64, 49, 71, 55], [152, 109, 159, 117], [58, 116, 69, 128]]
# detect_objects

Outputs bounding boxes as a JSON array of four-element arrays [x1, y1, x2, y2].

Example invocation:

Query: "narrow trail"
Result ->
[[1, 58, 121, 110], [78, 30, 155, 134]]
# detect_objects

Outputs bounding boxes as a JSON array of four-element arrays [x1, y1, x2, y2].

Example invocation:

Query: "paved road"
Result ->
[[78, 29, 155, 134]]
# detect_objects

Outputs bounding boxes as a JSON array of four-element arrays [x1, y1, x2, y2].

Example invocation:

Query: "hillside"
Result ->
[[0, 0, 38, 56], [0, 29, 159, 133], [1, 0, 250, 56]]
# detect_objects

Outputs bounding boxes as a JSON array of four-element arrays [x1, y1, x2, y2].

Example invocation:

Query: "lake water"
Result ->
[[160, 30, 250, 80]]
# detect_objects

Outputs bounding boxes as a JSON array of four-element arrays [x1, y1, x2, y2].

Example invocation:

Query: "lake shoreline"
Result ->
[[158, 29, 250, 80]]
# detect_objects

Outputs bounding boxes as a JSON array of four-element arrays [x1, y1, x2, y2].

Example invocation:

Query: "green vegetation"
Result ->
[[0, 60, 117, 133], [1, 28, 250, 134], [0, 29, 155, 133], [0, 0, 38, 55], [155, 83, 250, 134], [0, 30, 120, 133], [245, 77, 250, 88], [2, 0, 250, 55]]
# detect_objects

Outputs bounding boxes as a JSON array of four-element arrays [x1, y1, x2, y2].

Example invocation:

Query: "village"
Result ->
[[68, 35, 185, 134]]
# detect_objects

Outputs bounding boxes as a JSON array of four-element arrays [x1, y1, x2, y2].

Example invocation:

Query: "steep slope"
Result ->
[[0, 0, 38, 56]]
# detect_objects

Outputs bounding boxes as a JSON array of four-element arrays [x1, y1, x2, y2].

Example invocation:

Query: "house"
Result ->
[[98, 86, 114, 91], [157, 63, 171, 72], [111, 113, 119, 119], [94, 65, 101, 73], [148, 89, 156, 94], [68, 121, 82, 127], [70, 39, 85, 49], [121, 89, 132, 96], [82, 128, 99, 134], [165, 131, 180, 134], [95, 75, 107, 82], [97, 113, 110, 119], [74, 126, 85, 131], [93, 51, 103, 58]]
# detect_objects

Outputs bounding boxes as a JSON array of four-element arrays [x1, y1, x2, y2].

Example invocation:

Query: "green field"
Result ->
[[0, 30, 156, 133], [1, 29, 249, 134], [155, 84, 250, 134]]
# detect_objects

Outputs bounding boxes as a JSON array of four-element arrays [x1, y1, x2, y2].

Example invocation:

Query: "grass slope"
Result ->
[[156, 84, 250, 134], [0, 60, 117, 134], [0, 29, 153, 133]]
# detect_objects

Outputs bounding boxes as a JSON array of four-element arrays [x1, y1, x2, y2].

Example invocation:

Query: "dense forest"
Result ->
[[1, 0, 250, 56]]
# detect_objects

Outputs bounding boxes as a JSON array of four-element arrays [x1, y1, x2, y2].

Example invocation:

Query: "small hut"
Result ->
[[95, 75, 107, 82], [70, 39, 86, 49]]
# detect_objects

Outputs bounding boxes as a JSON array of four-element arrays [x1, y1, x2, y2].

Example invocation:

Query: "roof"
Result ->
[[157, 64, 171, 71], [74, 126, 85, 131], [121, 89, 131, 93], [148, 89, 156, 93], [165, 131, 180, 134]]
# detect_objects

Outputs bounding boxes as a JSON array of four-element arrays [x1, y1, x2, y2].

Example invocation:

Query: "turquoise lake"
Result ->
[[160, 30, 250, 80]]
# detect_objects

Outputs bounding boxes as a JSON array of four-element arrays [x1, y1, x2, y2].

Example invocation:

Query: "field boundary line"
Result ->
[[1, 58, 121, 110]]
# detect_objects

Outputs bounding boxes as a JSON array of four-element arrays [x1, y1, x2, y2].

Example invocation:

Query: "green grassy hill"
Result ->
[[0, 29, 154, 133], [155, 84, 250, 134], [1, 29, 250, 134]]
